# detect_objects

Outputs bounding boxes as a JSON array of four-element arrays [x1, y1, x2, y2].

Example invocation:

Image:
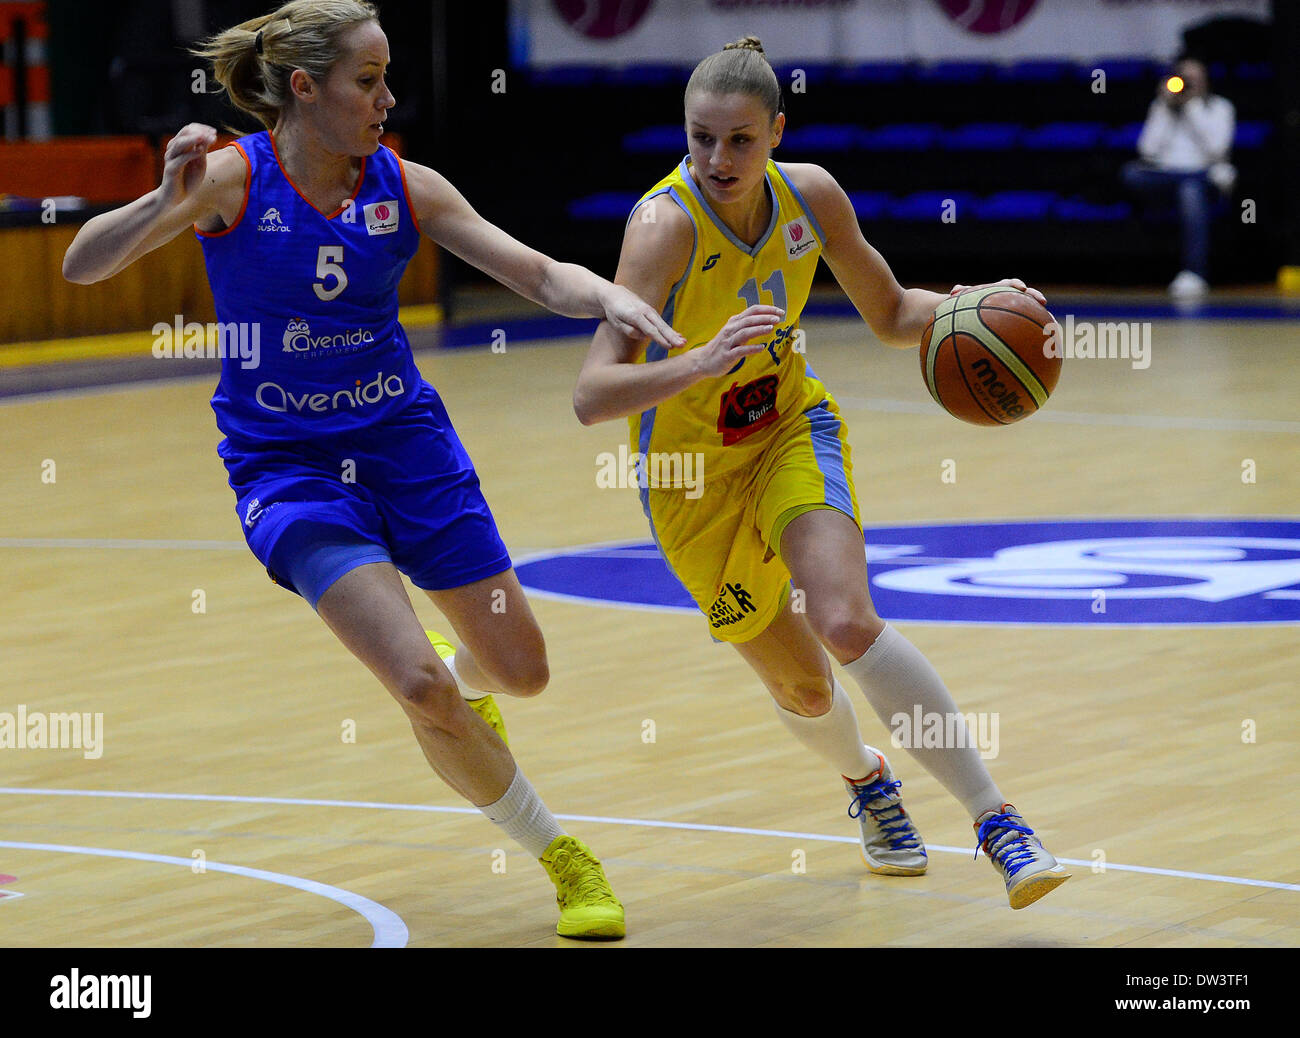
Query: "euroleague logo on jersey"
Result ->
[[782, 217, 816, 259], [364, 200, 400, 236], [513, 520, 1300, 626]]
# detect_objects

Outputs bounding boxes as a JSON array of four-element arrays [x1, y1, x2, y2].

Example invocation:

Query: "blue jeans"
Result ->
[[1121, 163, 1215, 278]]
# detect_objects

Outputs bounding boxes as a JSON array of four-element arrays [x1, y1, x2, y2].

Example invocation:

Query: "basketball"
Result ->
[[919, 286, 1062, 426]]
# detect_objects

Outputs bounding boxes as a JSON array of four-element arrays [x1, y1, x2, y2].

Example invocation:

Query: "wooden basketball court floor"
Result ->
[[1, 306, 1297, 948]]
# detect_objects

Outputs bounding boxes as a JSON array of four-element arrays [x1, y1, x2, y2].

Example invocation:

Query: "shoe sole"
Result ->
[[1008, 868, 1070, 909], [861, 847, 928, 877], [557, 918, 626, 940]]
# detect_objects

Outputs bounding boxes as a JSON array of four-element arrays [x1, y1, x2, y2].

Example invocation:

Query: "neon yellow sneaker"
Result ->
[[425, 629, 508, 745], [539, 835, 625, 940]]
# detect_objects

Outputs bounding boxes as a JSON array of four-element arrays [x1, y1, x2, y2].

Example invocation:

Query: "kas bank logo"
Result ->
[[513, 520, 1300, 625], [258, 208, 291, 232]]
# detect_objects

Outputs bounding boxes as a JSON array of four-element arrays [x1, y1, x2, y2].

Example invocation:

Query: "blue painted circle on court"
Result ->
[[515, 519, 1300, 625]]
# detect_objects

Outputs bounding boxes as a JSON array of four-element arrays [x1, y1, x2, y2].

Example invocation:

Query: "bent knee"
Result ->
[[811, 611, 885, 662], [392, 665, 463, 724], [496, 655, 549, 698]]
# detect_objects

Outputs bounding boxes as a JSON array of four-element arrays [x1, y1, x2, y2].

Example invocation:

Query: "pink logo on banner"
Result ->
[[932, 0, 1042, 34], [552, 0, 655, 39]]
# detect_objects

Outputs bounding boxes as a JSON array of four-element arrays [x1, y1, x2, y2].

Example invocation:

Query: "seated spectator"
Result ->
[[1121, 57, 1236, 299]]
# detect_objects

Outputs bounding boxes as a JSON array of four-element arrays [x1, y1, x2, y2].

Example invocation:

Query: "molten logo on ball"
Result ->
[[920, 286, 1061, 426]]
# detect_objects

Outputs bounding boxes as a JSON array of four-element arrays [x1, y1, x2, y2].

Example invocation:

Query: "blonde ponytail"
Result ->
[[192, 1, 379, 133]]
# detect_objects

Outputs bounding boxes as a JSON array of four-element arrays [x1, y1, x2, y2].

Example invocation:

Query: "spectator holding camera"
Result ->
[[1122, 57, 1236, 299]]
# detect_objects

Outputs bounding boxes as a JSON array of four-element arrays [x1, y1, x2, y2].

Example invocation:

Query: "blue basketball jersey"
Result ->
[[198, 132, 423, 442]]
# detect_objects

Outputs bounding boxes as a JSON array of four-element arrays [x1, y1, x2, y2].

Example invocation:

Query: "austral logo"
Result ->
[[258, 207, 291, 232], [513, 520, 1300, 625]]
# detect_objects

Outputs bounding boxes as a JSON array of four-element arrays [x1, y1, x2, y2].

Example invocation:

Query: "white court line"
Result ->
[[0, 838, 408, 948], [3, 786, 1296, 894], [836, 395, 1300, 434]]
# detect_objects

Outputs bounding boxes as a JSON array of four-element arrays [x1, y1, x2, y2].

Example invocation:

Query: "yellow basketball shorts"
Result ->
[[645, 398, 862, 644]]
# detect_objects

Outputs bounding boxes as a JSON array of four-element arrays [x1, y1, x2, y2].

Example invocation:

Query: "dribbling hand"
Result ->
[[159, 124, 219, 208], [692, 304, 784, 378], [948, 277, 1047, 308]]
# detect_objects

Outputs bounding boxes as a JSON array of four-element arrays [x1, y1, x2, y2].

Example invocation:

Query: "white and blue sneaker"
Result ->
[[974, 803, 1070, 909], [845, 753, 928, 876]]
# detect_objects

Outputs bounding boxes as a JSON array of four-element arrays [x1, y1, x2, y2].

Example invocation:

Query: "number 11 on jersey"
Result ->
[[738, 270, 787, 365]]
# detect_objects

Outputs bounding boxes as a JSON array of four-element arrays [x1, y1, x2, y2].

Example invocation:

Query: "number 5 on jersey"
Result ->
[[314, 246, 348, 301]]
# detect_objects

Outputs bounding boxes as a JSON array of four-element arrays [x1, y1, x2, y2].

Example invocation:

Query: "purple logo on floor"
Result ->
[[515, 519, 1300, 625]]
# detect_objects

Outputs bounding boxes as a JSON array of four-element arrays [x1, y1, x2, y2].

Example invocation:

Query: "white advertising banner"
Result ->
[[511, 0, 1271, 65]]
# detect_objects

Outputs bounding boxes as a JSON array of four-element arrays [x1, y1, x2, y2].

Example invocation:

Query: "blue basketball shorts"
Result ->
[[219, 382, 513, 608]]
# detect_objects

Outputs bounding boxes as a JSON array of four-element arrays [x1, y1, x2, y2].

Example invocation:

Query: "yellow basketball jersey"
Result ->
[[629, 157, 831, 488]]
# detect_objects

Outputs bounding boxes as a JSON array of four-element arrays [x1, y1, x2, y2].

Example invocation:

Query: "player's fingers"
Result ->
[[638, 310, 686, 347], [949, 284, 969, 296], [730, 316, 779, 340]]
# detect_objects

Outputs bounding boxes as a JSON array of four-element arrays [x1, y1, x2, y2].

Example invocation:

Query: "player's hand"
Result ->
[[601, 284, 687, 350], [947, 277, 1047, 308], [159, 124, 219, 209], [691, 305, 784, 378]]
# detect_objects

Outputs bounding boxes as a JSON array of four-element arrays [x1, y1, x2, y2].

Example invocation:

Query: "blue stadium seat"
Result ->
[[567, 192, 640, 222], [1104, 122, 1143, 151], [913, 61, 989, 85], [780, 124, 858, 152], [1234, 121, 1272, 150], [1233, 61, 1273, 83], [847, 191, 892, 222], [1021, 122, 1107, 150], [1052, 196, 1134, 223], [942, 122, 1022, 151], [834, 62, 910, 87], [623, 124, 685, 154], [608, 64, 686, 88], [770, 62, 839, 89], [887, 190, 976, 221], [1090, 57, 1159, 84], [993, 60, 1075, 84], [860, 123, 942, 151], [526, 65, 604, 88], [972, 191, 1055, 221]]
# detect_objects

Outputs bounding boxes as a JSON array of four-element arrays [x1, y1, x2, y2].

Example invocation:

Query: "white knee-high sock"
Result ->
[[772, 679, 882, 783], [841, 623, 1004, 819], [480, 766, 565, 858]]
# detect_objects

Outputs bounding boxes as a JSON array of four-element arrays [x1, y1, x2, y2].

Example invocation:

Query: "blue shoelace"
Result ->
[[847, 778, 924, 852], [974, 811, 1038, 877]]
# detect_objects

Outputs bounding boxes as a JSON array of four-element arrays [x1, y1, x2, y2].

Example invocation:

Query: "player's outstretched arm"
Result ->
[[402, 160, 685, 350], [63, 124, 245, 285], [786, 163, 1044, 349], [572, 198, 780, 425]]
